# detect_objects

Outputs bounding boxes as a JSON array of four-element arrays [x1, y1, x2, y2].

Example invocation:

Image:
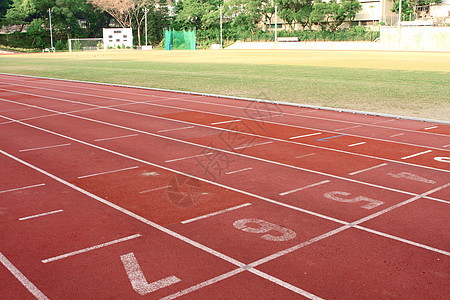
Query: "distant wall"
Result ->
[[225, 27, 449, 52], [380, 26, 450, 51]]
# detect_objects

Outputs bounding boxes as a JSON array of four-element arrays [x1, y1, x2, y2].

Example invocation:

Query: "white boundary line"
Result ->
[[0, 183, 46, 194], [0, 252, 49, 300], [19, 143, 71, 152], [77, 166, 139, 179], [41, 234, 142, 263], [19, 209, 63, 221], [181, 203, 252, 224]]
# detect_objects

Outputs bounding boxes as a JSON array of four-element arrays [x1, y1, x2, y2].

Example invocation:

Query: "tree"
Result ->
[[225, 0, 263, 33], [173, 0, 222, 30], [0, 0, 13, 20], [90, 0, 155, 45], [310, 0, 361, 31]]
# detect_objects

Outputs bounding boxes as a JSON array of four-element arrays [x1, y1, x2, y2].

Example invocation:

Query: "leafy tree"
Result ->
[[391, 0, 441, 20], [0, 0, 12, 20], [173, 0, 222, 30]]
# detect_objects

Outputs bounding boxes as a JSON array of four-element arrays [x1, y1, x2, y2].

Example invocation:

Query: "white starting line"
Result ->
[[0, 183, 46, 194], [19, 143, 71, 152], [181, 203, 252, 224], [77, 166, 139, 179], [41, 234, 142, 264], [401, 150, 433, 160], [348, 142, 366, 147], [157, 126, 195, 133], [348, 163, 388, 176], [19, 209, 63, 221], [94, 134, 139, 142], [279, 180, 330, 196]]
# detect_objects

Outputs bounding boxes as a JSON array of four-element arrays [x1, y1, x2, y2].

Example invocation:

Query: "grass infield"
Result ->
[[0, 49, 448, 121]]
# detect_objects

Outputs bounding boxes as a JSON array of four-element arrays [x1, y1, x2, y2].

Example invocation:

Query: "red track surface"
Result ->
[[0, 74, 449, 299]]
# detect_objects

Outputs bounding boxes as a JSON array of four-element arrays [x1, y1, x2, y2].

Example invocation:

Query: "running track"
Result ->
[[0, 73, 449, 299]]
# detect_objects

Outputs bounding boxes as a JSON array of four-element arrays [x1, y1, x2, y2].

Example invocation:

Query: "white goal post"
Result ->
[[68, 38, 105, 52]]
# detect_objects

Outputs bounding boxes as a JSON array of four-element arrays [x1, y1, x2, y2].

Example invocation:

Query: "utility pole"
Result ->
[[398, 0, 402, 50], [144, 7, 149, 46], [275, 5, 278, 42], [220, 5, 223, 49], [48, 8, 54, 51]]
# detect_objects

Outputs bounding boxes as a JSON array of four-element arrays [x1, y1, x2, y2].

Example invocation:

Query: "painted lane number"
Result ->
[[233, 218, 296, 241], [324, 191, 384, 209], [121, 252, 181, 295]]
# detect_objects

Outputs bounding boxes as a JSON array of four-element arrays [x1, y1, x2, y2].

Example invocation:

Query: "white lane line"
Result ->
[[42, 234, 142, 264], [157, 126, 195, 133], [336, 125, 362, 131], [248, 268, 323, 300], [19, 143, 71, 152], [348, 141, 366, 147], [424, 126, 438, 130], [0, 252, 49, 300], [0, 149, 246, 268], [279, 180, 330, 196], [390, 133, 404, 138], [295, 153, 316, 159], [401, 150, 433, 160], [160, 268, 245, 300], [139, 185, 171, 194], [348, 163, 388, 176], [181, 203, 252, 224], [19, 209, 63, 221], [211, 119, 241, 125], [443, 144, 450, 148], [0, 183, 46, 194], [289, 132, 321, 140], [77, 166, 139, 179], [234, 141, 273, 150], [165, 153, 213, 163], [355, 225, 450, 256], [226, 167, 253, 175], [94, 133, 139, 142]]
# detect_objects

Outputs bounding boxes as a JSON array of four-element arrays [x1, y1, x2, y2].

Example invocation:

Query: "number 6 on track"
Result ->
[[233, 218, 296, 241]]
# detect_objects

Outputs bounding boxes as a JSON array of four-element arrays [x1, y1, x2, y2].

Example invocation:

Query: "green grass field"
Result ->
[[1, 50, 449, 121]]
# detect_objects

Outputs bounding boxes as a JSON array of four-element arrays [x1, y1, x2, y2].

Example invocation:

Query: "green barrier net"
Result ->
[[164, 29, 196, 50]]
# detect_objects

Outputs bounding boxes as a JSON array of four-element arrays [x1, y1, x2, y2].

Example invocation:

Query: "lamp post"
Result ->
[[275, 5, 278, 42], [398, 0, 402, 50], [144, 7, 149, 46], [220, 5, 223, 48], [48, 8, 54, 51]]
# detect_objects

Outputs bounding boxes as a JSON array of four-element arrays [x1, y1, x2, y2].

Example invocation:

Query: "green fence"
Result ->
[[164, 29, 196, 50]]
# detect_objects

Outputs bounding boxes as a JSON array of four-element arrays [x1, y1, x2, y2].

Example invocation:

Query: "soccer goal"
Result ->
[[68, 38, 105, 52]]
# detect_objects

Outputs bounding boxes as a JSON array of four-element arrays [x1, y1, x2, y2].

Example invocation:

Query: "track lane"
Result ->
[[0, 74, 450, 298]]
